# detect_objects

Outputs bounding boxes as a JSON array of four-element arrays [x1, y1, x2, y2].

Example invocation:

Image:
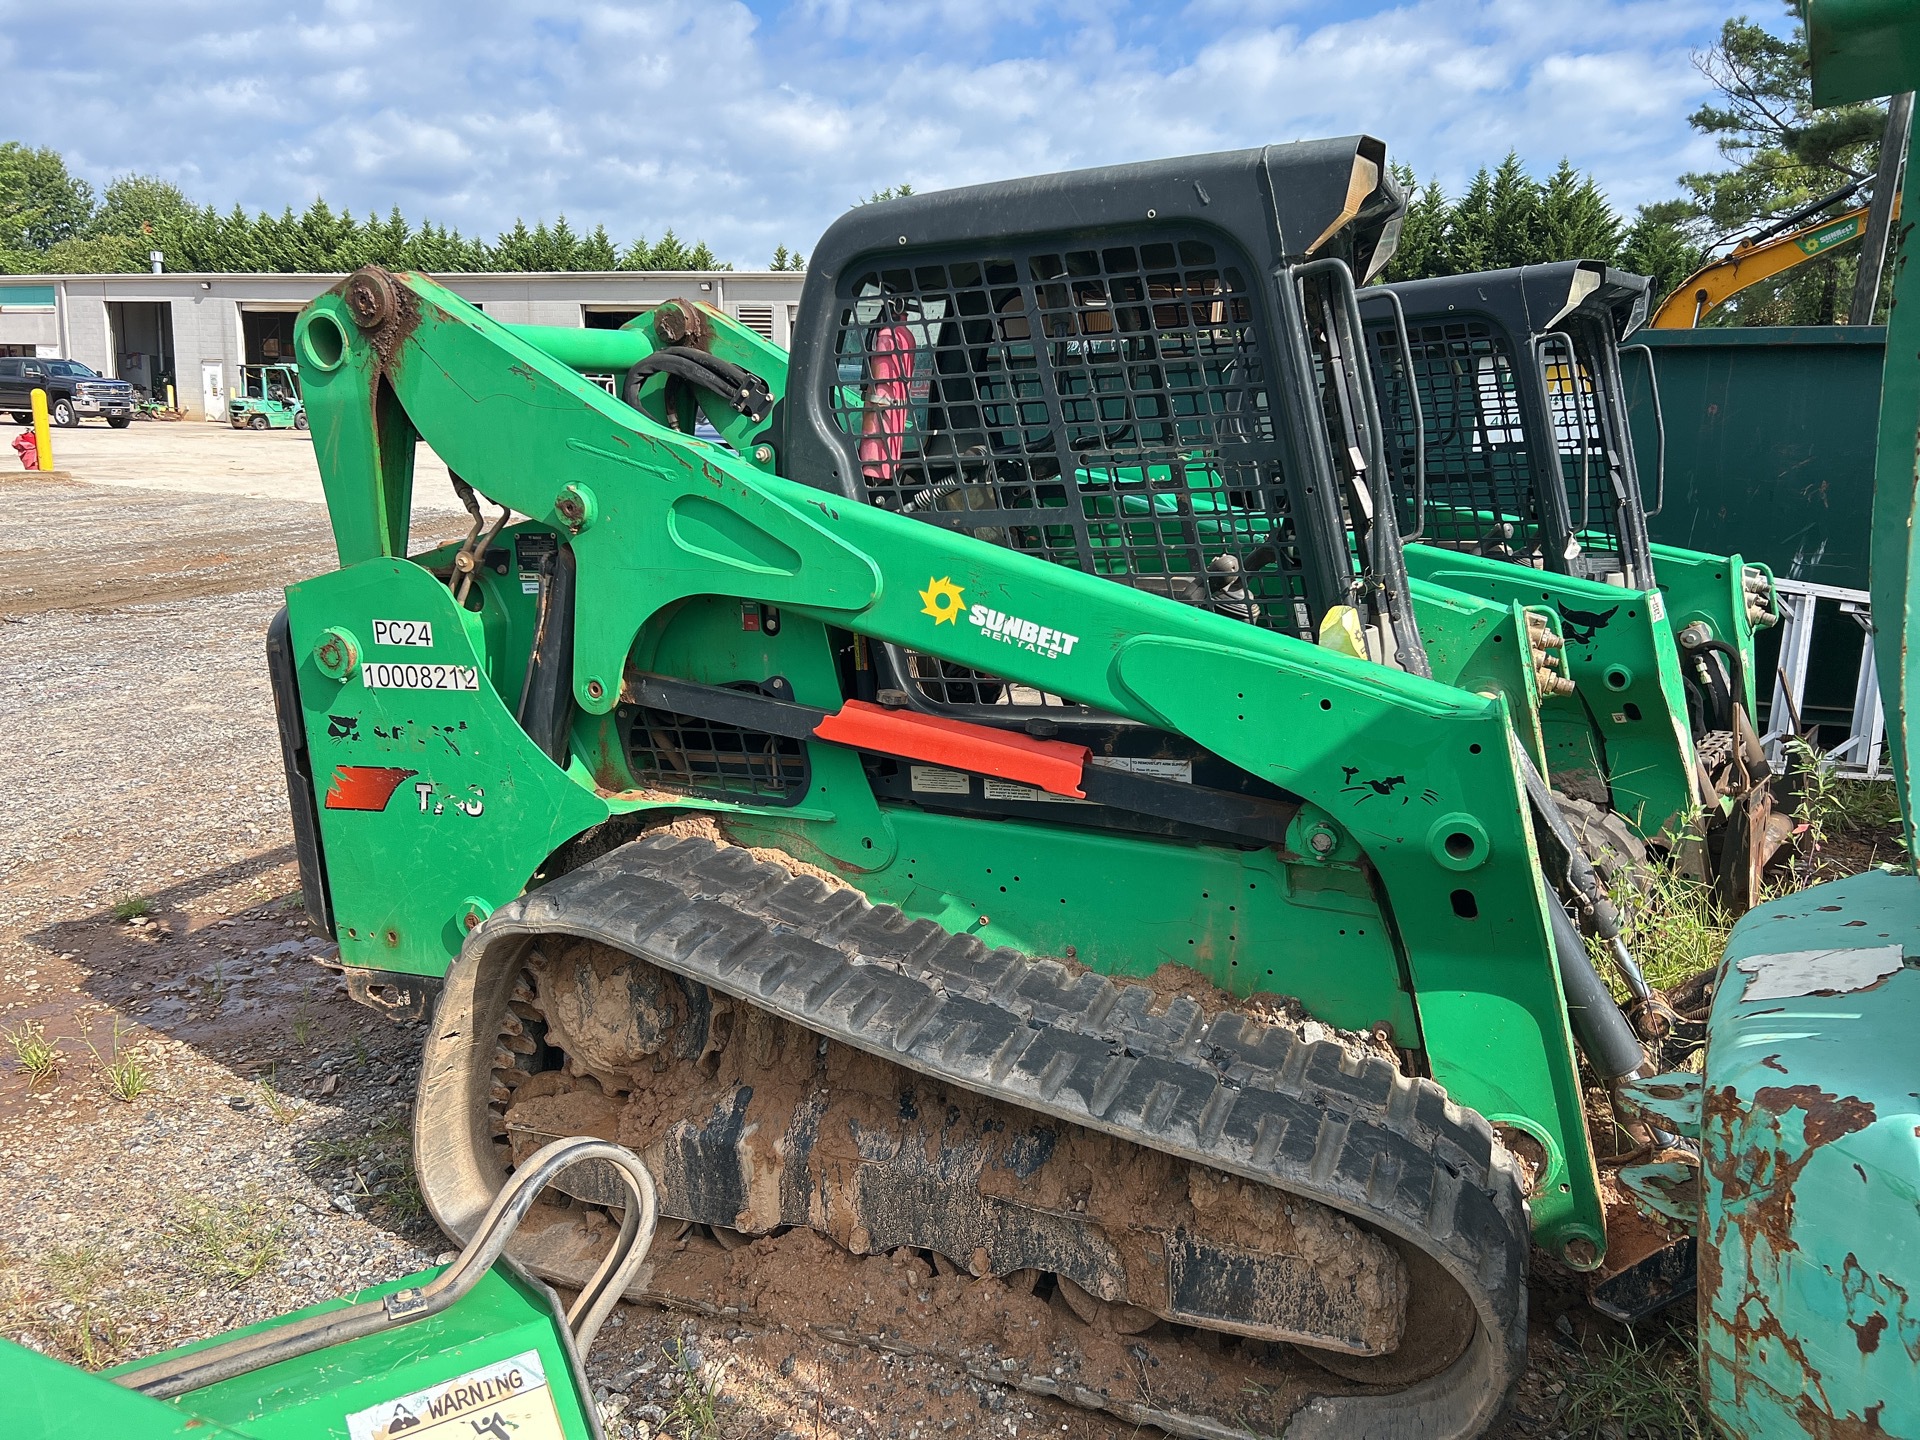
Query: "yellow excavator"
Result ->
[[1649, 178, 1898, 326]]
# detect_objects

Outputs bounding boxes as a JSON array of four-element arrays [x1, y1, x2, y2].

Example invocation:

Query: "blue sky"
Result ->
[[0, 0, 1757, 268]]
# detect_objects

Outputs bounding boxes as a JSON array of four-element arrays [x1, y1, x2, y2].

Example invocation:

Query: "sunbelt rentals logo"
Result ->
[[918, 576, 1081, 658]]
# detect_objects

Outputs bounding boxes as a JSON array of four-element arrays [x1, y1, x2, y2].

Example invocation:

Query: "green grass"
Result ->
[[308, 1113, 423, 1220], [166, 1188, 289, 1287], [1785, 738, 1907, 880], [1557, 1330, 1708, 1438], [3, 1019, 62, 1087], [1605, 865, 1737, 996], [257, 1067, 302, 1125], [0, 1242, 153, 1368], [110, 896, 152, 922], [85, 1020, 150, 1102], [663, 1337, 728, 1438]]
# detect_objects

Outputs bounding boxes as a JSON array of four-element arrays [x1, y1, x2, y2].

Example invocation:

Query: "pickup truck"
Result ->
[[0, 356, 134, 428]]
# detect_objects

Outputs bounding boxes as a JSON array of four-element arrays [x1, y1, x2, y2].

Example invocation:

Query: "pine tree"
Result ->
[[1381, 165, 1445, 282], [1443, 167, 1497, 275], [1486, 154, 1544, 268], [1618, 201, 1706, 302], [490, 219, 537, 270], [649, 229, 693, 270], [579, 224, 619, 270], [1538, 159, 1621, 263], [1677, 3, 1889, 322]]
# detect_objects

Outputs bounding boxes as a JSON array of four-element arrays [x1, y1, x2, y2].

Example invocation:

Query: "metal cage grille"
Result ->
[[1369, 318, 1546, 558], [829, 234, 1314, 640], [1540, 322, 1626, 559], [625, 699, 809, 804]]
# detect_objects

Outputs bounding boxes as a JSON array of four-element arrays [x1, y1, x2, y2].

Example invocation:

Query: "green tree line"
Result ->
[[1380, 154, 1705, 298], [0, 6, 1890, 318], [0, 151, 730, 274]]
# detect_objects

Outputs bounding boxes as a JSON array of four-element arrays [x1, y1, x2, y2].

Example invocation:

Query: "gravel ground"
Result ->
[[0, 458, 1678, 1439]]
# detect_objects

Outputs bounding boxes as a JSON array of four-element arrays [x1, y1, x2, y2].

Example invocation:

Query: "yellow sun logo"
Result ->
[[919, 576, 967, 624]]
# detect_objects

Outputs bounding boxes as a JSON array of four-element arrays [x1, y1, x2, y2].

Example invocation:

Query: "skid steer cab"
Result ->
[[1362, 260, 1788, 908], [269, 138, 1673, 1439]]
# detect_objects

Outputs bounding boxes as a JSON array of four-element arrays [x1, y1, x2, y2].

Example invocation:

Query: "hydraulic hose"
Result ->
[[1547, 900, 1646, 1081], [622, 346, 771, 426]]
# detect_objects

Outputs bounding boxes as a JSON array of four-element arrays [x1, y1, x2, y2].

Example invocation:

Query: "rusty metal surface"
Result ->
[[1700, 867, 1920, 1438]]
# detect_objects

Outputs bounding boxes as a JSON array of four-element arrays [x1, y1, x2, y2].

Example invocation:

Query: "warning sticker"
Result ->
[[1091, 755, 1193, 783], [909, 766, 970, 795], [982, 777, 1087, 804], [346, 1349, 564, 1440]]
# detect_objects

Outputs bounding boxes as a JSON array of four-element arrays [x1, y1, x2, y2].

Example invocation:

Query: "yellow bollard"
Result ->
[[165, 382, 176, 412], [29, 388, 53, 472]]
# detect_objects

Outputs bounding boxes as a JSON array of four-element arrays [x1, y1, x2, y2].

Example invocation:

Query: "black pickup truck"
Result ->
[[0, 356, 134, 428]]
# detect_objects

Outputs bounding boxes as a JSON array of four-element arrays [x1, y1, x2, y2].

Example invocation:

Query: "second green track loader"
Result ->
[[1363, 263, 1787, 907]]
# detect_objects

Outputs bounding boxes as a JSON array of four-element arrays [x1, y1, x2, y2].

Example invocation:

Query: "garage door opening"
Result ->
[[583, 305, 652, 330], [240, 308, 302, 365], [107, 301, 177, 405]]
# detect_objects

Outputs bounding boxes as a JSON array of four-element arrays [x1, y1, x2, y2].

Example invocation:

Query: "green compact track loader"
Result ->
[[1361, 262, 1787, 908], [256, 136, 1682, 1438]]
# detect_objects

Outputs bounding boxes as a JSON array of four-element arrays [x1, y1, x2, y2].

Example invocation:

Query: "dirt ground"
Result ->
[[20, 411, 457, 507], [1, 418, 1861, 1438]]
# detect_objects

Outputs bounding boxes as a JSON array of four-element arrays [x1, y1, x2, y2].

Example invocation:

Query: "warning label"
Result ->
[[346, 1350, 565, 1440], [909, 765, 971, 795]]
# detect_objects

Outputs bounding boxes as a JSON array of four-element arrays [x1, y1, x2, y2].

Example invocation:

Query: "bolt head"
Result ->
[[1562, 1236, 1600, 1269], [1308, 828, 1338, 855], [313, 626, 359, 682], [586, 678, 605, 701], [343, 268, 397, 330], [753, 444, 774, 464]]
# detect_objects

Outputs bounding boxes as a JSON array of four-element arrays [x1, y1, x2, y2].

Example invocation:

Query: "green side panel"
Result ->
[[1408, 577, 1549, 774], [285, 559, 609, 974], [638, 596, 1417, 1035], [101, 1263, 595, 1440], [1700, 869, 1920, 1438], [1806, 0, 1920, 105], [1404, 544, 1697, 839], [741, 806, 1420, 1040], [1622, 326, 1884, 592], [1871, 101, 1920, 851], [1650, 542, 1765, 713], [0, 283, 57, 308], [4, 1339, 261, 1440]]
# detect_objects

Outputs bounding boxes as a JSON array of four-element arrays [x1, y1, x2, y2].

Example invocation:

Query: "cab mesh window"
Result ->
[[1368, 318, 1548, 557], [829, 234, 1312, 640], [1540, 321, 1626, 558]]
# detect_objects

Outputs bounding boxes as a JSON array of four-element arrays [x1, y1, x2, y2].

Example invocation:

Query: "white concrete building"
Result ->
[[0, 271, 806, 420]]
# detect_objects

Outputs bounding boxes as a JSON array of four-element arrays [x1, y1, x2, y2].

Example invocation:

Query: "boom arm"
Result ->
[[1648, 198, 1896, 327]]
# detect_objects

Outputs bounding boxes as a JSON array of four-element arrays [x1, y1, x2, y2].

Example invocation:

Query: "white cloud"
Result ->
[[1, 0, 1732, 265]]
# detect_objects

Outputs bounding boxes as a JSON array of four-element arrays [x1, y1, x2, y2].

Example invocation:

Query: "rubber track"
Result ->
[[470, 833, 1529, 1438]]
